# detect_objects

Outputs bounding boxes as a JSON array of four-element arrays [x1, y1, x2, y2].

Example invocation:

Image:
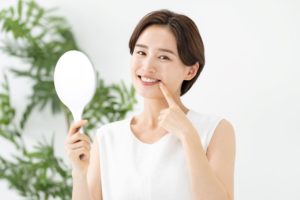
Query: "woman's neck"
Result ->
[[135, 97, 189, 130]]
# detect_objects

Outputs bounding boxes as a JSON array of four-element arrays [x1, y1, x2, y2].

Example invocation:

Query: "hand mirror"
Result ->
[[54, 50, 96, 159]]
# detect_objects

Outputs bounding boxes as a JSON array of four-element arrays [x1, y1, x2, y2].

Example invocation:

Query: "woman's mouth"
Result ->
[[138, 75, 161, 86]]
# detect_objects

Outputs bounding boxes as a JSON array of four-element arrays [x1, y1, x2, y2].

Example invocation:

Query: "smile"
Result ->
[[138, 75, 161, 86]]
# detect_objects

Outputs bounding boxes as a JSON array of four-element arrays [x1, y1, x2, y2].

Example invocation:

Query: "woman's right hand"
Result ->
[[65, 120, 91, 174]]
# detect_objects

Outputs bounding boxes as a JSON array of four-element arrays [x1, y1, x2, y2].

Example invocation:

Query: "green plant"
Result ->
[[0, 74, 72, 199], [0, 0, 79, 129], [0, 0, 137, 199]]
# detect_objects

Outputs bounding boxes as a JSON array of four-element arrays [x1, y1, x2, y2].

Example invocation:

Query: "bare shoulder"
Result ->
[[208, 119, 236, 153], [216, 119, 235, 136], [206, 118, 236, 168]]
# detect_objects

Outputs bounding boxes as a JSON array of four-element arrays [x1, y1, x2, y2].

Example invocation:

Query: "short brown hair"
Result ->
[[129, 9, 205, 96]]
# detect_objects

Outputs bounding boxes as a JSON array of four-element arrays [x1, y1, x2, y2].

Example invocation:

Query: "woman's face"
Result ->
[[130, 25, 194, 99]]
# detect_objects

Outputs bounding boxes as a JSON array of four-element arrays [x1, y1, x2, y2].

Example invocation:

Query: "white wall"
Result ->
[[1, 0, 300, 199]]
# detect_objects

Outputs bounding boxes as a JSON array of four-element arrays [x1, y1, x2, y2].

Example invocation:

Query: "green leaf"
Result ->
[[9, 7, 14, 18], [25, 0, 35, 23], [31, 7, 44, 27], [17, 0, 23, 20]]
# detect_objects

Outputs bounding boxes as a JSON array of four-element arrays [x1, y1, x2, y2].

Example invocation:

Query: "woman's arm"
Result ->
[[70, 136, 102, 200], [182, 119, 236, 200], [157, 83, 235, 199], [87, 137, 102, 200], [72, 170, 93, 200]]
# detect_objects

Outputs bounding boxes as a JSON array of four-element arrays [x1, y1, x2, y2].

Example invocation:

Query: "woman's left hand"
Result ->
[[158, 82, 197, 140]]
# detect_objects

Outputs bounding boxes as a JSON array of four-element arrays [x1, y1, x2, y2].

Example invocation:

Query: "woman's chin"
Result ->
[[133, 80, 164, 99], [137, 90, 163, 100]]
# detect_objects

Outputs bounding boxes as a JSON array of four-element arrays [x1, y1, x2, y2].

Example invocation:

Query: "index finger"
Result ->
[[159, 82, 177, 107], [68, 120, 88, 136]]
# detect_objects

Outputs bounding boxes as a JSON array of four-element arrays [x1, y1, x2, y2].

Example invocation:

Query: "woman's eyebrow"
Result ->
[[135, 44, 147, 49], [158, 48, 176, 56], [135, 43, 177, 56]]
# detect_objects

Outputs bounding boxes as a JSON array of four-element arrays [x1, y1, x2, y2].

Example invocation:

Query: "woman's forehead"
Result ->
[[136, 25, 178, 51]]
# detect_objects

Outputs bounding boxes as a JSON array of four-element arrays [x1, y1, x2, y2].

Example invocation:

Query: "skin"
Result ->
[[66, 25, 236, 200]]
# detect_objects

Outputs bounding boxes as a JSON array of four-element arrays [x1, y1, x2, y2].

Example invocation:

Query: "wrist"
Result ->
[[180, 127, 200, 144], [72, 168, 87, 178]]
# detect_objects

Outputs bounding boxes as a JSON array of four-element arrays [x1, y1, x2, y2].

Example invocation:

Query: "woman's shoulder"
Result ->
[[187, 109, 234, 150], [187, 109, 225, 125], [188, 109, 234, 133]]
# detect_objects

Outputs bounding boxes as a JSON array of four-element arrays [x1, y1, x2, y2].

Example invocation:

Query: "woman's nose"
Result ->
[[141, 57, 156, 73]]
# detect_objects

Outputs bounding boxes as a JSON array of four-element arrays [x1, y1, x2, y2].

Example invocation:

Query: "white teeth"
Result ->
[[140, 76, 159, 83]]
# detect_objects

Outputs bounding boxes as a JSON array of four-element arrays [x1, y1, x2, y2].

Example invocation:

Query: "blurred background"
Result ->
[[0, 0, 299, 199]]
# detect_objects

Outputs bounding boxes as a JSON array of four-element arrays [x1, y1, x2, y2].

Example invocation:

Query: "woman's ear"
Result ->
[[185, 62, 199, 80]]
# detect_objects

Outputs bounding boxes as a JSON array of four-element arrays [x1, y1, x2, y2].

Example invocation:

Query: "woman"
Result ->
[[65, 9, 235, 200]]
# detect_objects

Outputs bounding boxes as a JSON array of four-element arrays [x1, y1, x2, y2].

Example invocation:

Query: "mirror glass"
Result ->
[[54, 50, 96, 122]]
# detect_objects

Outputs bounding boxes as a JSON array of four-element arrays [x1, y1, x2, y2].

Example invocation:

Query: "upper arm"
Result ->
[[87, 135, 102, 200], [206, 119, 236, 200]]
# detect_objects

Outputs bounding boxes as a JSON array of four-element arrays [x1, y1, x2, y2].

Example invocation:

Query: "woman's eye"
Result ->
[[159, 55, 170, 60], [136, 51, 146, 56]]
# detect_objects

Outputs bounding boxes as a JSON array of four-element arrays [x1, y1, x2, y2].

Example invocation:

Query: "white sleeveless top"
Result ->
[[96, 110, 223, 200]]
